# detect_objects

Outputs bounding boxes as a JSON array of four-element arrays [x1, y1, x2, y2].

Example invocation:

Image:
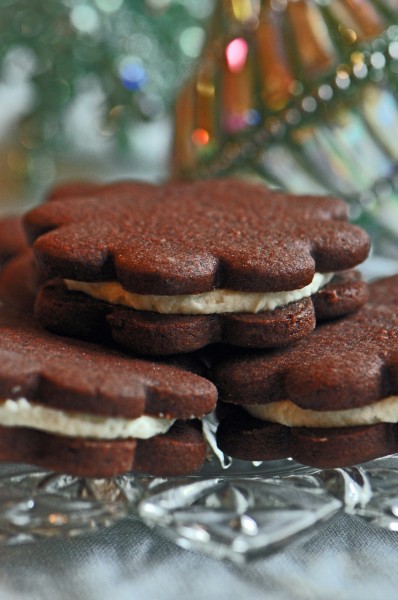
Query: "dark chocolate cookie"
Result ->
[[24, 179, 370, 354], [216, 407, 398, 468], [0, 250, 38, 312], [25, 179, 369, 292], [0, 216, 27, 266], [214, 275, 398, 468], [45, 179, 102, 201], [0, 305, 217, 477], [0, 420, 206, 478]]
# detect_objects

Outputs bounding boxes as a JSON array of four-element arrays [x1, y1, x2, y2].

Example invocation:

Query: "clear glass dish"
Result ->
[[1, 422, 398, 563]]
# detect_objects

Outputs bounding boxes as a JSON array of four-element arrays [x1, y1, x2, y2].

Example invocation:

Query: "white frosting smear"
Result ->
[[245, 396, 398, 428], [64, 272, 334, 315], [0, 398, 175, 439]]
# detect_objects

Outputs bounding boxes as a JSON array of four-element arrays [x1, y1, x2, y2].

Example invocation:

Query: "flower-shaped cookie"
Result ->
[[25, 179, 370, 354]]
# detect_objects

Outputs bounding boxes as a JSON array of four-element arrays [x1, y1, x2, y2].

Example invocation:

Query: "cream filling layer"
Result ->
[[64, 272, 334, 315], [0, 398, 175, 439], [245, 396, 398, 428]]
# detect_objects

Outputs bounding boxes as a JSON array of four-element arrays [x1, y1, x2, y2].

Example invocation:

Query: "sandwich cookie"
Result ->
[[214, 275, 398, 468], [0, 305, 216, 477], [24, 179, 370, 355]]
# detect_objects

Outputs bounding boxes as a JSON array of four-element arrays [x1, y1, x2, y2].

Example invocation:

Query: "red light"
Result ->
[[191, 128, 210, 145]]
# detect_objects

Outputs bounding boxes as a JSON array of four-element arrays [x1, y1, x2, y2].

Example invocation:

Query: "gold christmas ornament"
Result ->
[[173, 0, 398, 229]]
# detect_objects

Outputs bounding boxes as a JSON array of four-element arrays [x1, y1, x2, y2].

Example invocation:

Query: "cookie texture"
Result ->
[[0, 250, 38, 312], [216, 406, 290, 461], [213, 275, 398, 467], [34, 271, 368, 355], [0, 421, 206, 478], [0, 305, 216, 476], [214, 276, 398, 411], [311, 270, 368, 320], [0, 307, 216, 418], [46, 179, 102, 201], [216, 407, 398, 468], [0, 216, 27, 266], [24, 179, 370, 294]]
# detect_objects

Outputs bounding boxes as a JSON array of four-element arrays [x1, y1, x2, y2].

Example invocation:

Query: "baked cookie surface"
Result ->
[[25, 179, 369, 293], [24, 179, 370, 354]]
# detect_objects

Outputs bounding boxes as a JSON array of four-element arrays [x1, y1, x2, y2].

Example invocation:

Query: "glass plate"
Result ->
[[1, 421, 398, 563], [0, 255, 397, 562]]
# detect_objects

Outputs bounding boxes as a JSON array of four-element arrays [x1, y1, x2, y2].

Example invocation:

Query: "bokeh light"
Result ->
[[225, 38, 248, 73], [70, 5, 100, 34], [119, 59, 147, 91]]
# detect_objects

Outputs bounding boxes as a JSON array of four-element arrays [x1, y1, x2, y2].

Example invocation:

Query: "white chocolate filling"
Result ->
[[0, 398, 175, 439], [245, 396, 398, 428], [64, 272, 334, 315]]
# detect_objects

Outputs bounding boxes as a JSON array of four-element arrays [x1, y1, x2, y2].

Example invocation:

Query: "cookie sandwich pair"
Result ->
[[24, 178, 369, 355], [214, 274, 398, 468]]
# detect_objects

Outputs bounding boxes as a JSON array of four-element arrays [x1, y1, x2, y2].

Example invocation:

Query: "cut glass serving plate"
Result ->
[[0, 255, 397, 562]]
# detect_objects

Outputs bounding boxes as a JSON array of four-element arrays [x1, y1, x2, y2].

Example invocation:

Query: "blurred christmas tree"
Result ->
[[173, 0, 398, 256], [0, 0, 215, 189]]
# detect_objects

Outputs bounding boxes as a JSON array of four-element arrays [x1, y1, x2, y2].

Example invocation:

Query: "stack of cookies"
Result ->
[[1, 177, 397, 475], [0, 185, 219, 478]]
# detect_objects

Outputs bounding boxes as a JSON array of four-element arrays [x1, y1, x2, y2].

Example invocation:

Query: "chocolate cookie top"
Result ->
[[45, 179, 102, 201], [213, 275, 398, 412], [0, 306, 217, 419], [24, 179, 370, 295]]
